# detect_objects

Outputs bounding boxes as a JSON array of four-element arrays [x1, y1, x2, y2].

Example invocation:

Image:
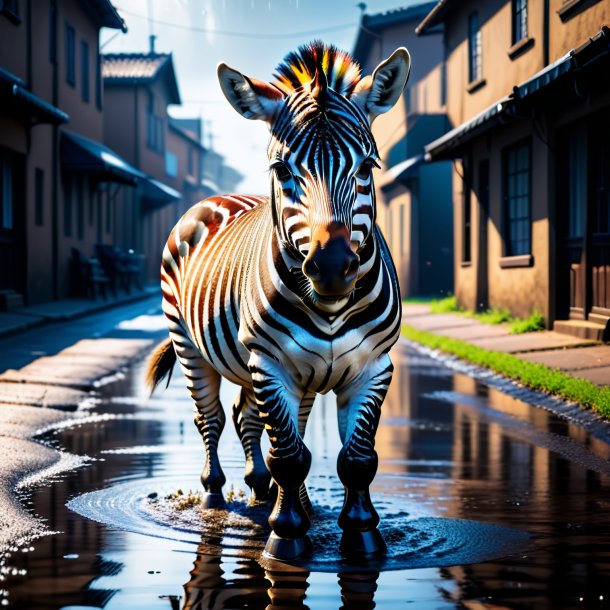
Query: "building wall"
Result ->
[[443, 0, 545, 130], [356, 14, 452, 297], [0, 0, 123, 304], [443, 0, 610, 322], [549, 0, 610, 62]]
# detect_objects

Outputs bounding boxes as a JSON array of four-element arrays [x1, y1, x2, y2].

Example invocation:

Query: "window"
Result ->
[[0, 0, 20, 24], [76, 176, 84, 240], [187, 147, 194, 176], [468, 12, 482, 83], [35, 168, 44, 226], [0, 155, 14, 230], [65, 23, 75, 86], [512, 0, 528, 44], [81, 40, 89, 103], [95, 48, 102, 110], [49, 1, 57, 64], [165, 151, 178, 178], [147, 92, 165, 153], [503, 141, 531, 256], [64, 177, 72, 237]]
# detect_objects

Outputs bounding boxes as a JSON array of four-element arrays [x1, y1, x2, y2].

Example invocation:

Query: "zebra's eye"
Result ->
[[355, 158, 379, 180], [272, 162, 292, 183]]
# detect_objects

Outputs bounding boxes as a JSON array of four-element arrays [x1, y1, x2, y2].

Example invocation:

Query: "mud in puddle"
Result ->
[[3, 341, 610, 609]]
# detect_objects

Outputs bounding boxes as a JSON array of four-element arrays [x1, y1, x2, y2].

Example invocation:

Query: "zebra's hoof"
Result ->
[[263, 533, 312, 561], [340, 528, 386, 559], [200, 492, 226, 509]]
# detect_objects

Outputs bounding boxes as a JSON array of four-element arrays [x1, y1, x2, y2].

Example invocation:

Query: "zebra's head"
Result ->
[[218, 42, 410, 302]]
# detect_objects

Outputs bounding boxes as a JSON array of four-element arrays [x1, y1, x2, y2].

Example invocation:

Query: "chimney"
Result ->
[[149, 34, 157, 54]]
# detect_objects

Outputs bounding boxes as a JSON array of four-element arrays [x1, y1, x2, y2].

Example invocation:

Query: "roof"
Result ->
[[168, 118, 206, 151], [415, 0, 454, 35], [61, 131, 143, 185], [86, 0, 127, 32], [425, 27, 610, 160], [0, 67, 68, 125], [102, 53, 181, 104], [353, 2, 437, 63]]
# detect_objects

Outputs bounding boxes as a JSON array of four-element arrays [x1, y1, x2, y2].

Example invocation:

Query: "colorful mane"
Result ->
[[273, 41, 362, 97]]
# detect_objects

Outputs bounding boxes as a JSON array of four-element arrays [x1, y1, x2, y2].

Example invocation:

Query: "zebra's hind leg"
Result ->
[[174, 340, 226, 509], [232, 387, 271, 501]]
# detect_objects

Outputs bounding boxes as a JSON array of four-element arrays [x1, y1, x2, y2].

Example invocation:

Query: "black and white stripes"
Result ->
[[149, 41, 411, 559]]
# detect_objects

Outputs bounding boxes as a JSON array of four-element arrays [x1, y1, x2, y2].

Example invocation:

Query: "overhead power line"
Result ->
[[113, 6, 357, 40]]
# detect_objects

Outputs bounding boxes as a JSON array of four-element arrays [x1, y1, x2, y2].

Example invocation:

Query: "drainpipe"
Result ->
[[543, 0, 550, 66]]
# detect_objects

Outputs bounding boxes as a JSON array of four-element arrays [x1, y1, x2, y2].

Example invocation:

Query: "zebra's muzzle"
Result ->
[[302, 231, 359, 298]]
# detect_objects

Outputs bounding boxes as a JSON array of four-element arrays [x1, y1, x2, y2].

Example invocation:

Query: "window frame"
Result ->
[[502, 139, 532, 258], [81, 39, 89, 103], [512, 0, 528, 44], [65, 22, 76, 87], [468, 11, 482, 84]]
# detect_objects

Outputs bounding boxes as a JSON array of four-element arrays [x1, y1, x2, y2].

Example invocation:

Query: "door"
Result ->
[[476, 159, 490, 311], [589, 121, 610, 323], [0, 150, 26, 296], [560, 114, 610, 329]]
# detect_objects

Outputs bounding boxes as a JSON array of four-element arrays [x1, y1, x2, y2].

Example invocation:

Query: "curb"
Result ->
[[0, 289, 160, 341]]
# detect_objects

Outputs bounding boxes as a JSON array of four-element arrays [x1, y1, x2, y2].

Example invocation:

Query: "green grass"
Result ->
[[510, 309, 546, 334], [401, 324, 610, 419], [423, 296, 546, 335], [429, 295, 462, 314]]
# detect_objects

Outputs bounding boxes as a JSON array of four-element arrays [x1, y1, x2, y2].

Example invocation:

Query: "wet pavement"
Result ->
[[3, 313, 610, 609]]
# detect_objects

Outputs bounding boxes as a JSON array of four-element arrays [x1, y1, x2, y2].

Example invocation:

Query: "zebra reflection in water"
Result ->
[[147, 41, 410, 560]]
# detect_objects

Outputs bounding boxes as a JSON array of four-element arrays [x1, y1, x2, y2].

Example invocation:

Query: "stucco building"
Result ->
[[353, 3, 454, 298], [418, 0, 610, 339], [0, 0, 136, 306]]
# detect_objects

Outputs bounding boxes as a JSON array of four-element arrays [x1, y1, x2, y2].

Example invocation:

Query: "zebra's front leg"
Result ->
[[298, 392, 316, 516], [249, 353, 311, 561], [335, 355, 394, 558], [232, 387, 271, 501], [174, 341, 226, 509]]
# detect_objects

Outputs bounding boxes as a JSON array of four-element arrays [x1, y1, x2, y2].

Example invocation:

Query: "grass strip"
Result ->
[[401, 323, 610, 419]]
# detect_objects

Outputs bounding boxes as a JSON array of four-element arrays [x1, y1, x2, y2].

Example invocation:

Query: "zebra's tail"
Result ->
[[145, 337, 176, 396]]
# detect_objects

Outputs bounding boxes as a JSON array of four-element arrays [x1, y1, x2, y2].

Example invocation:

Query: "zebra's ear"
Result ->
[[217, 63, 284, 123], [352, 47, 411, 122]]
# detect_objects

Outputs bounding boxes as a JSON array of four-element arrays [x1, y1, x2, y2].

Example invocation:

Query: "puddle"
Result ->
[[3, 340, 610, 608]]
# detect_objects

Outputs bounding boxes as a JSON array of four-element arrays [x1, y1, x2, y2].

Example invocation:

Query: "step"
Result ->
[[553, 319, 608, 342], [0, 291, 24, 311]]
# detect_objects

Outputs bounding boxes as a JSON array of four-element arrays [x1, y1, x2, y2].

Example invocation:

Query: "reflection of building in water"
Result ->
[[377, 344, 454, 474], [445, 374, 610, 609]]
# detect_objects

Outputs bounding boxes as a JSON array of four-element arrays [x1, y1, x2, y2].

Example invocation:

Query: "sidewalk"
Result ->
[[403, 303, 610, 387], [0, 285, 160, 340]]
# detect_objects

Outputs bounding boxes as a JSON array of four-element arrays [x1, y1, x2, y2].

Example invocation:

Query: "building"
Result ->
[[102, 50, 209, 282], [0, 0, 142, 306], [352, 3, 454, 298], [418, 0, 610, 339]]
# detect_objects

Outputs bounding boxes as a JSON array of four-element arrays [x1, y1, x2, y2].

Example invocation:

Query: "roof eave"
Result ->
[[415, 0, 451, 35]]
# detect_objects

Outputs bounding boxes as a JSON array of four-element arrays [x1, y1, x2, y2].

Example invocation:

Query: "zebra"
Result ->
[[146, 41, 410, 561]]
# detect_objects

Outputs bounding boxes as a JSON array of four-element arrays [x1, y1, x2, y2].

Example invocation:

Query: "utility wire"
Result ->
[[113, 6, 357, 40]]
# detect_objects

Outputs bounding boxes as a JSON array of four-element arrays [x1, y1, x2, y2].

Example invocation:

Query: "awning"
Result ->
[[140, 176, 181, 209], [200, 177, 220, 195], [379, 155, 425, 191], [61, 131, 144, 185], [425, 27, 610, 160], [0, 67, 68, 125]]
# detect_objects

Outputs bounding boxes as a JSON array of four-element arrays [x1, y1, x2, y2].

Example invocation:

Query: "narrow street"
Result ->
[[1, 298, 610, 609]]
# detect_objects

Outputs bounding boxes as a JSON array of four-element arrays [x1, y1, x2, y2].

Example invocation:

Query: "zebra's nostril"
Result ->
[[345, 258, 359, 277], [303, 258, 321, 279]]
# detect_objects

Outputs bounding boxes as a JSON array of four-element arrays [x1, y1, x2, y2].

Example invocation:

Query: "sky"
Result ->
[[102, 0, 424, 193]]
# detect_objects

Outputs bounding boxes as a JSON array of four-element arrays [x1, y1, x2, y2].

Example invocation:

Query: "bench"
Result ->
[[71, 248, 109, 299]]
